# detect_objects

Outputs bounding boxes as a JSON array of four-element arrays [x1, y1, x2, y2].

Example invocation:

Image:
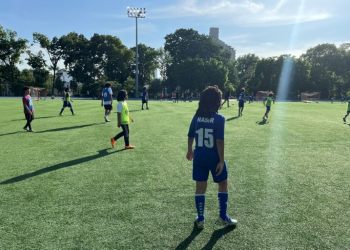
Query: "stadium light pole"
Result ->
[[127, 7, 146, 98]]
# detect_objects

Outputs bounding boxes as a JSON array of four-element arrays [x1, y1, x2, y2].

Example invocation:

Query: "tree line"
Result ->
[[1, 24, 349, 99]]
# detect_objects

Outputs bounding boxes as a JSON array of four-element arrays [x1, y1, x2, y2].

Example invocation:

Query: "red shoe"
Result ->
[[110, 137, 116, 148], [125, 145, 135, 149]]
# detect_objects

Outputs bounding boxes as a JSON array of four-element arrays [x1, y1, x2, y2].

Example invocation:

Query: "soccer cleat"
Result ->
[[262, 116, 266, 120], [27, 129, 35, 132], [105, 117, 111, 122], [110, 137, 116, 148], [146, 108, 149, 110], [59, 113, 64, 116], [23, 126, 29, 131], [195, 217, 205, 229], [72, 112, 76, 115], [215, 216, 237, 227], [343, 117, 346, 123], [125, 145, 135, 149], [142, 108, 144, 110], [266, 114, 268, 118]]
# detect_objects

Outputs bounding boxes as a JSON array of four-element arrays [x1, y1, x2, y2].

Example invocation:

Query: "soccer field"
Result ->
[[0, 98, 349, 249]]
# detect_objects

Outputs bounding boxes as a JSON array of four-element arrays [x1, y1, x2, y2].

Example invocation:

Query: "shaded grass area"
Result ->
[[0, 98, 350, 249]]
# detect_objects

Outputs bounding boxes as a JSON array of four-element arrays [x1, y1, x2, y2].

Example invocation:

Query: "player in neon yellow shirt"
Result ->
[[262, 92, 275, 120], [343, 100, 350, 123], [110, 90, 135, 149], [59, 88, 76, 116]]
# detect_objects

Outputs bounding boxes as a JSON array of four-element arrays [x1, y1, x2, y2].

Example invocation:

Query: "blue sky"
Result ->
[[1, 0, 349, 70]]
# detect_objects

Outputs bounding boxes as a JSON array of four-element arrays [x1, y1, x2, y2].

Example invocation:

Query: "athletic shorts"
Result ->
[[266, 106, 271, 111], [239, 101, 244, 108], [25, 112, 34, 121], [224, 97, 229, 101], [104, 105, 113, 111], [63, 101, 72, 108], [142, 100, 148, 104], [193, 159, 228, 183]]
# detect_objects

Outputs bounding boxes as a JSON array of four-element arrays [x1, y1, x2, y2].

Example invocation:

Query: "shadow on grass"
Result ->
[[0, 131, 24, 137], [201, 225, 236, 250], [226, 116, 239, 121], [175, 222, 204, 250], [256, 120, 269, 125], [0, 148, 124, 184], [36, 123, 104, 133], [11, 116, 57, 121]]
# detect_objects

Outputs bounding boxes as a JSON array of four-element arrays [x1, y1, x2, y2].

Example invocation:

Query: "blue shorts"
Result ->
[[266, 106, 271, 111], [63, 101, 72, 108], [193, 159, 228, 183], [239, 101, 244, 108]]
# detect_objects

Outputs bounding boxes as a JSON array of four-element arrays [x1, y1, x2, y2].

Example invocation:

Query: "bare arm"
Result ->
[[186, 137, 194, 161], [117, 113, 121, 127], [216, 139, 225, 176], [110, 94, 113, 105]]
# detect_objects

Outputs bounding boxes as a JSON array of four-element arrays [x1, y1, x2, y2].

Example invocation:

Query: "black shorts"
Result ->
[[25, 112, 34, 121], [142, 100, 148, 104], [224, 97, 229, 101], [104, 105, 113, 111], [239, 101, 244, 108]]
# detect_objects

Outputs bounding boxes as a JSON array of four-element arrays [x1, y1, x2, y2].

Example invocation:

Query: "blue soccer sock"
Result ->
[[59, 108, 64, 114], [195, 194, 205, 221], [218, 192, 229, 219], [70, 108, 74, 114]]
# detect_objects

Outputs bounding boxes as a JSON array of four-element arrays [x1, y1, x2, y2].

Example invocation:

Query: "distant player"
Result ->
[[22, 87, 35, 132], [341, 96, 345, 103], [249, 94, 254, 104], [59, 88, 76, 116], [186, 85, 237, 229], [172, 91, 176, 103], [221, 90, 230, 108], [101, 83, 113, 122], [262, 92, 275, 120], [331, 97, 334, 104], [110, 90, 135, 149], [343, 101, 350, 123], [238, 88, 246, 116], [190, 92, 193, 102], [142, 87, 149, 110]]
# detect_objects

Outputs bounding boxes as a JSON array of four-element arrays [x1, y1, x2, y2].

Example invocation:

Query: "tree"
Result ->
[[131, 44, 159, 87], [25, 50, 49, 87], [33, 33, 63, 95], [156, 47, 172, 80], [235, 54, 259, 94], [164, 28, 222, 63], [0, 25, 28, 85]]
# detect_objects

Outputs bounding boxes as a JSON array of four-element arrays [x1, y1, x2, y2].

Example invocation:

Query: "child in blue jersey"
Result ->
[[187, 86, 237, 229], [343, 101, 350, 123], [238, 88, 246, 116], [59, 88, 76, 116], [142, 86, 149, 110], [101, 83, 113, 122], [262, 92, 275, 120], [22, 87, 35, 132]]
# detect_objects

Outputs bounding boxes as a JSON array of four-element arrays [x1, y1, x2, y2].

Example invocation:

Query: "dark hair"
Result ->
[[240, 88, 245, 92], [105, 83, 112, 88], [117, 90, 128, 101], [268, 92, 274, 97], [65, 88, 69, 92], [143, 86, 147, 91], [23, 86, 29, 91], [195, 86, 222, 118]]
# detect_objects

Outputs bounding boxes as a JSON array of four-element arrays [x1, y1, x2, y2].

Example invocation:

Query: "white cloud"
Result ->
[[152, 0, 332, 27]]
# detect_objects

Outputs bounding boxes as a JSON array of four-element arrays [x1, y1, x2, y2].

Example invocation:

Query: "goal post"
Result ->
[[256, 91, 269, 102], [30, 86, 47, 101], [301, 92, 320, 102]]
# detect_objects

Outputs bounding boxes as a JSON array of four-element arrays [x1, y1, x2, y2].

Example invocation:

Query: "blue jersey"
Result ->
[[22, 95, 34, 113], [102, 88, 113, 105], [239, 93, 245, 102], [142, 91, 147, 101], [188, 113, 225, 163]]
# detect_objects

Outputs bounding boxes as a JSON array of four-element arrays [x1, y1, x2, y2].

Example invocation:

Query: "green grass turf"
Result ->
[[0, 98, 350, 249]]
